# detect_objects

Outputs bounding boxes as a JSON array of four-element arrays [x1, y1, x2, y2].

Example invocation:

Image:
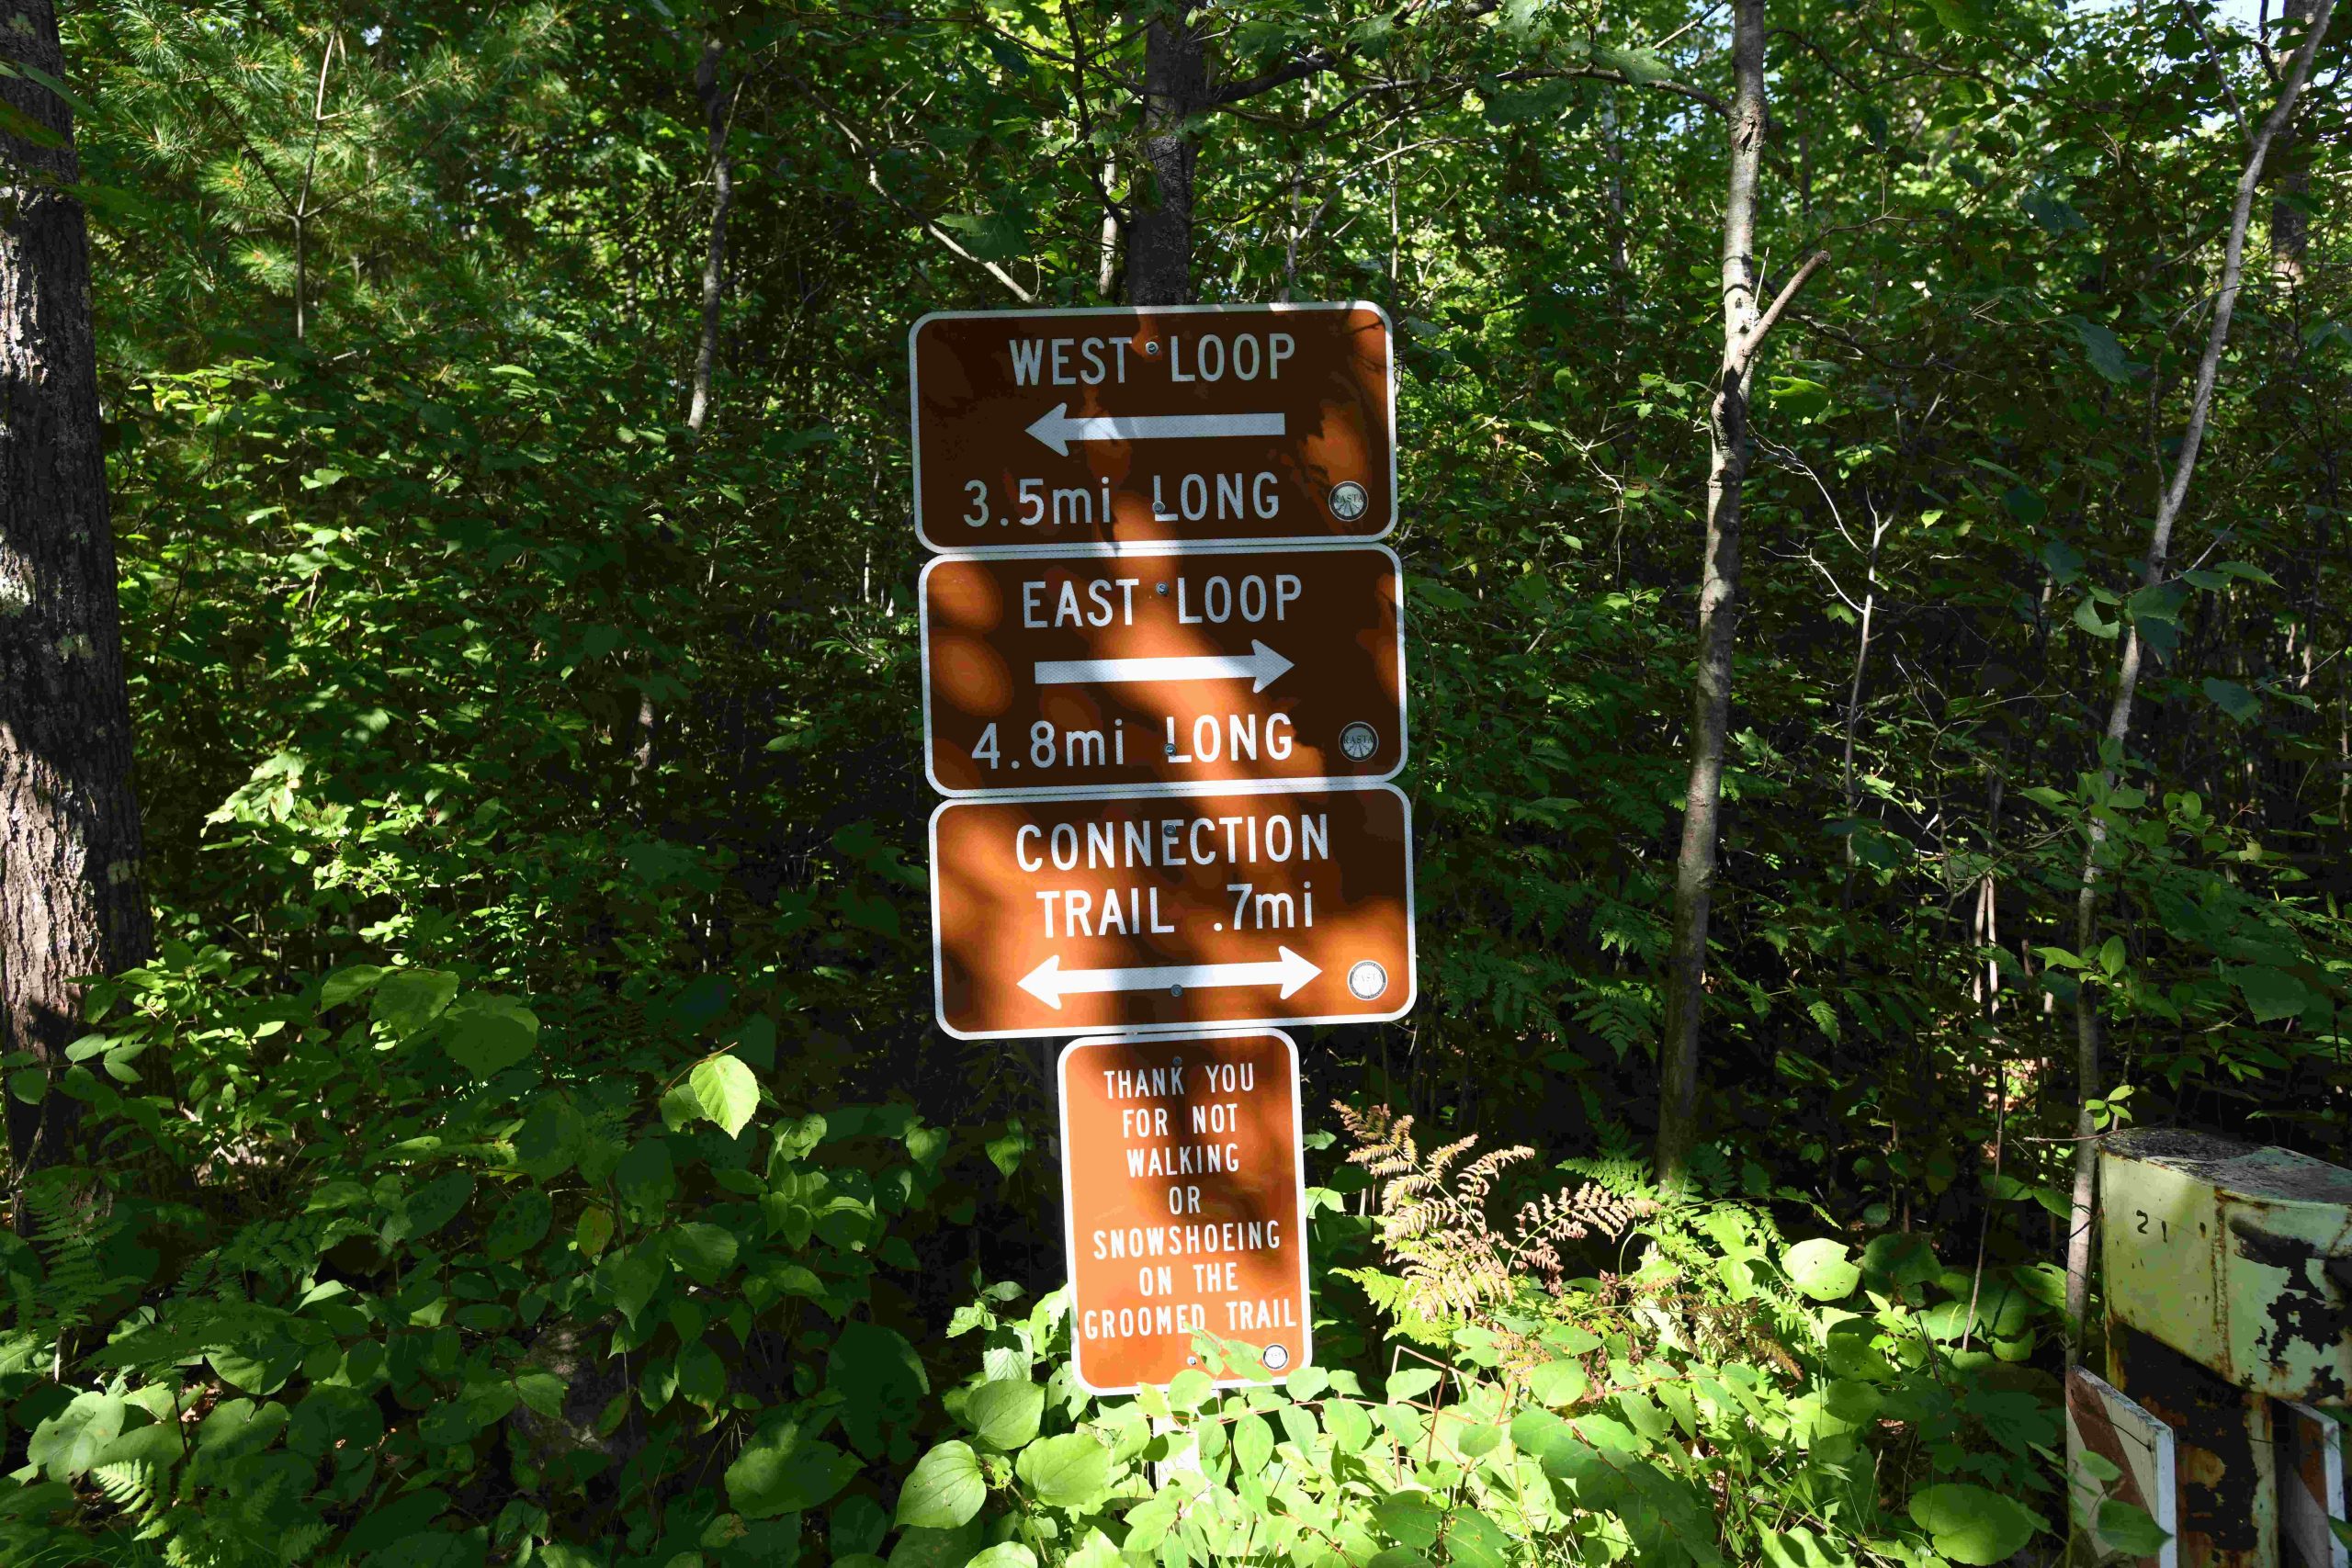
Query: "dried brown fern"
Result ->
[[1335, 1102, 1636, 1321]]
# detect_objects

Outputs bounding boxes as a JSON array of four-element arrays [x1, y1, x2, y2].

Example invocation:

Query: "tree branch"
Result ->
[[1734, 249, 1830, 370], [808, 93, 1036, 304]]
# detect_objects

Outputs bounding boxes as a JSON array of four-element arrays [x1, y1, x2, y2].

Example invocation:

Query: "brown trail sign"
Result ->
[[928, 783, 1413, 1039], [919, 544, 1405, 795], [909, 304, 1394, 553], [1057, 1030, 1310, 1393]]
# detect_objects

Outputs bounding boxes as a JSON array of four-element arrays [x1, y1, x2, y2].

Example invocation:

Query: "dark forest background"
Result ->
[[3, 0, 2349, 1562]]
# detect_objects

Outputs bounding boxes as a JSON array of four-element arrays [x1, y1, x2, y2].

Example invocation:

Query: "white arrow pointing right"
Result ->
[[1035, 639, 1294, 694], [1018, 948, 1320, 1010], [1025, 402, 1285, 457]]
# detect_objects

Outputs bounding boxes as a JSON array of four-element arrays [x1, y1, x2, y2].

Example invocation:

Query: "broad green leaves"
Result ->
[[895, 1440, 984, 1529], [726, 1422, 861, 1518], [1782, 1238, 1860, 1302], [688, 1052, 760, 1138], [1906, 1483, 2042, 1563], [964, 1377, 1045, 1450], [445, 996, 537, 1077], [1013, 1433, 1111, 1508]]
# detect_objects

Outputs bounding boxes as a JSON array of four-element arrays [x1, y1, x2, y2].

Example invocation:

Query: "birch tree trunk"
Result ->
[[2061, 0, 2337, 1354], [1657, 0, 1767, 1190], [641, 33, 738, 788], [1657, 0, 1824, 1187], [2273, 0, 2312, 285], [0, 0, 153, 1195], [684, 33, 735, 437], [1127, 14, 1204, 308]]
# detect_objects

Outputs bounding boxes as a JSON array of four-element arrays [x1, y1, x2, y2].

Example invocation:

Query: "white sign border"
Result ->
[[1057, 1027, 1315, 1397], [928, 777, 1418, 1041], [917, 540, 1408, 799], [908, 300, 1400, 555]]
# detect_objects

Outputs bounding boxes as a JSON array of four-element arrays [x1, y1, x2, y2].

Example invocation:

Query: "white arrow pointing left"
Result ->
[[1025, 402, 1285, 457], [1018, 948, 1320, 1010], [1035, 639, 1294, 694]]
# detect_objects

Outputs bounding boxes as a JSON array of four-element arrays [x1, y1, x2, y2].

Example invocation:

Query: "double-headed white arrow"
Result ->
[[1025, 402, 1285, 457], [1019, 947, 1320, 1010], [1035, 639, 1294, 694]]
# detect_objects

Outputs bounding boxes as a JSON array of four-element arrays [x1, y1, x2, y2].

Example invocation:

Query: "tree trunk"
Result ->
[[685, 33, 736, 438], [642, 33, 738, 790], [1657, 0, 1781, 1190], [1127, 14, 1204, 307], [2061, 0, 2336, 1357], [0, 0, 153, 1197], [2273, 0, 2312, 285], [1097, 156, 1122, 300]]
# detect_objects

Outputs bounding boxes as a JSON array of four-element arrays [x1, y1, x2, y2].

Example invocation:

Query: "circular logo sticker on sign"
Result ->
[[1340, 722, 1379, 761], [1328, 480, 1369, 521], [1347, 960, 1389, 1000]]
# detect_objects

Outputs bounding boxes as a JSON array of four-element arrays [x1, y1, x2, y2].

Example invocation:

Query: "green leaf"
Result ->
[[1326, 1398, 1374, 1453], [486, 1189, 552, 1260], [1386, 1368, 1442, 1402], [513, 1371, 567, 1419], [1166, 1368, 1214, 1410], [671, 1221, 740, 1284], [896, 1439, 985, 1529], [1760, 1526, 1854, 1568], [616, 1137, 676, 1214], [1906, 1483, 2041, 1564], [1526, 1359, 1588, 1407], [2098, 936, 2127, 977], [1445, 1510, 1512, 1568], [7, 1068, 45, 1105], [28, 1392, 125, 1479], [2067, 316, 2146, 383], [445, 998, 537, 1077], [1765, 377, 1830, 418], [1590, 44, 1672, 84], [1233, 1413, 1273, 1475], [514, 1096, 585, 1182], [1014, 1433, 1111, 1508], [0, 98, 66, 149], [1822, 1380, 1882, 1423], [2203, 678, 2259, 723], [2095, 1499, 2172, 1554], [966, 1548, 1036, 1568], [1782, 1238, 1860, 1302], [322, 964, 387, 1007], [965, 1378, 1045, 1450], [725, 1423, 861, 1518], [690, 1054, 760, 1139], [2073, 598, 2119, 639], [2233, 965, 2312, 1023], [371, 969, 458, 1037], [391, 1172, 475, 1242]]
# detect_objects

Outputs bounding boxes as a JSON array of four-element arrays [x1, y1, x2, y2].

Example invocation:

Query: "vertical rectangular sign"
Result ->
[[1058, 1030, 1310, 1393]]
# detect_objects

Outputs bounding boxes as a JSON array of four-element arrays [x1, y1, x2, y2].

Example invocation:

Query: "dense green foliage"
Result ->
[[5, 0, 2350, 1561]]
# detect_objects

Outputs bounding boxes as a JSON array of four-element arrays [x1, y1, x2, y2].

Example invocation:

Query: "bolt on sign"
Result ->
[[928, 783, 1414, 1040], [919, 544, 1406, 795], [1057, 1030, 1310, 1393], [908, 303, 1395, 552]]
